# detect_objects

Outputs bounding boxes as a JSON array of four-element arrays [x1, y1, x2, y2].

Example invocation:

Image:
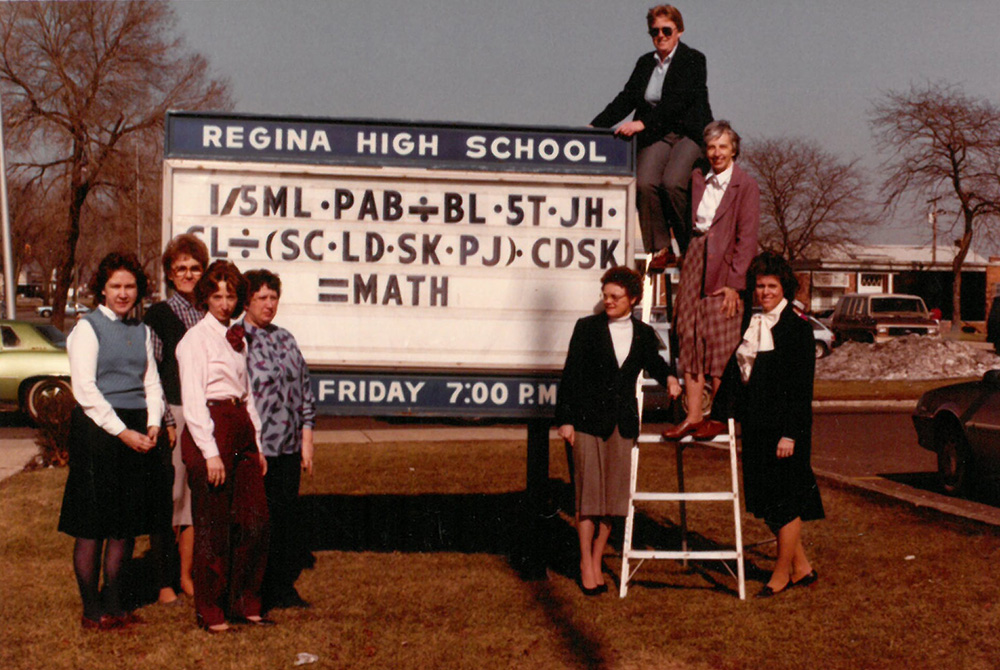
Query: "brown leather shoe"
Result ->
[[662, 419, 703, 440], [647, 248, 676, 272], [692, 419, 727, 440]]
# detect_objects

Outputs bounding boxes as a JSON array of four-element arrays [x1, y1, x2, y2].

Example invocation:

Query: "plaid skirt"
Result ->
[[675, 235, 744, 378]]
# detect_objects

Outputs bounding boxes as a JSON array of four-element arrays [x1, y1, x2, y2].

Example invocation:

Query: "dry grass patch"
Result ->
[[2, 435, 1000, 669]]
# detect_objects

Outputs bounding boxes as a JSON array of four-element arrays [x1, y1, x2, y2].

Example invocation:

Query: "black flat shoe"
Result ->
[[791, 569, 819, 588], [578, 579, 603, 597], [755, 583, 789, 598], [230, 616, 277, 626]]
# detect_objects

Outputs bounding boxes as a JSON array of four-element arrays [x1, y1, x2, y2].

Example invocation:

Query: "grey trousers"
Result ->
[[636, 134, 702, 253]]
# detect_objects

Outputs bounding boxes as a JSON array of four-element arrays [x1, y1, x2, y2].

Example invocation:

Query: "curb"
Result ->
[[812, 399, 915, 413], [814, 468, 1000, 528]]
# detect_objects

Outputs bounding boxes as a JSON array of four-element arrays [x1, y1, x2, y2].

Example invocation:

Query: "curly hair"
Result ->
[[244, 269, 282, 299], [194, 260, 248, 318], [601, 266, 644, 302], [89, 252, 149, 306], [161, 234, 210, 291], [747, 251, 799, 301]]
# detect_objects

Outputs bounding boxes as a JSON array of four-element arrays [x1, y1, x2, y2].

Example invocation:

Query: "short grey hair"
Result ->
[[703, 119, 741, 159]]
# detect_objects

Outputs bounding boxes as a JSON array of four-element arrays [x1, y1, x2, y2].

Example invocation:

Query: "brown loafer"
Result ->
[[647, 248, 676, 272], [662, 420, 703, 440], [692, 419, 727, 440]]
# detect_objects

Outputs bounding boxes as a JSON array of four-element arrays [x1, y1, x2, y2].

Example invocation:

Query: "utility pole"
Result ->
[[927, 196, 942, 266], [0, 93, 15, 319]]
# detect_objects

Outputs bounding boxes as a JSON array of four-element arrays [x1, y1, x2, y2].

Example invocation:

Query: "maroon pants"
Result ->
[[182, 404, 269, 627]]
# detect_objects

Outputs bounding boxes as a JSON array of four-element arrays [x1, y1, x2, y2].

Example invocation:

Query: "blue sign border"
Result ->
[[165, 111, 633, 176], [311, 371, 561, 418]]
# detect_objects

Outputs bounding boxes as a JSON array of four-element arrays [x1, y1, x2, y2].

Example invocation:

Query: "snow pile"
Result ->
[[816, 336, 1000, 381]]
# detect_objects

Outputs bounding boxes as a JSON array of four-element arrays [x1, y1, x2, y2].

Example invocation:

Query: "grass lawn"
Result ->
[[3, 436, 1000, 669]]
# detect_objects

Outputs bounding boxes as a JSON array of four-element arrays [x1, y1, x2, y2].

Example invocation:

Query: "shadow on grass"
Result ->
[[298, 484, 581, 581], [613, 512, 770, 597], [292, 481, 764, 597]]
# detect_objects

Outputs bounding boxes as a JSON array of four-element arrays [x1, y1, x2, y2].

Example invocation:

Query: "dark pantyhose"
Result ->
[[72, 537, 134, 621]]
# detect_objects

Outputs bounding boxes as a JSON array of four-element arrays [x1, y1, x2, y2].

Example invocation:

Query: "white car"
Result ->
[[35, 303, 91, 318], [806, 314, 834, 358]]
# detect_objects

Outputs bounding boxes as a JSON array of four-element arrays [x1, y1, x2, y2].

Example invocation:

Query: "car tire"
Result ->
[[814, 341, 829, 359], [24, 378, 73, 425], [936, 422, 971, 496]]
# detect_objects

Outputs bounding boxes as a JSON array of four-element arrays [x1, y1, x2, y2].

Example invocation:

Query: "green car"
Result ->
[[0, 320, 73, 423]]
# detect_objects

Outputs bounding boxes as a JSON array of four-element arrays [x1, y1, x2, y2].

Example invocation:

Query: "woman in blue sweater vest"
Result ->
[[58, 252, 166, 630]]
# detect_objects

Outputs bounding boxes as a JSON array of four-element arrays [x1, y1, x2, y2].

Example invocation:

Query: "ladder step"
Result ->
[[625, 550, 741, 561], [632, 492, 735, 502], [637, 434, 731, 446]]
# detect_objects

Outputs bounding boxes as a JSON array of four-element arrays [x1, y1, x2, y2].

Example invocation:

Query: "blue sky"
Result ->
[[172, 0, 1000, 248]]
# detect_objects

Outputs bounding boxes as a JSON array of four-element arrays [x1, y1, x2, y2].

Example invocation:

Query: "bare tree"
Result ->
[[742, 137, 876, 262], [0, 0, 231, 328], [871, 81, 1000, 329]]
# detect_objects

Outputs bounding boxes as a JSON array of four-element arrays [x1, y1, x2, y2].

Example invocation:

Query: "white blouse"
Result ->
[[176, 314, 263, 460], [66, 304, 165, 436], [694, 164, 734, 233]]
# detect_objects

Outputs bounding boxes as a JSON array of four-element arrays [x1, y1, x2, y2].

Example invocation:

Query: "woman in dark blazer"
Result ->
[[665, 119, 759, 441], [735, 252, 824, 597], [591, 4, 712, 264], [556, 266, 680, 595]]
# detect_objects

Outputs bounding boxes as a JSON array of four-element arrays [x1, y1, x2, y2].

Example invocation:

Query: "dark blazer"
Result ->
[[737, 303, 823, 521], [555, 313, 675, 440], [144, 301, 188, 406], [690, 162, 760, 294], [591, 42, 713, 149], [739, 304, 814, 444]]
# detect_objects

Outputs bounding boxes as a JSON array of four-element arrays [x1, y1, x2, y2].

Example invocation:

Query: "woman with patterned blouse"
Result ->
[[241, 269, 316, 612]]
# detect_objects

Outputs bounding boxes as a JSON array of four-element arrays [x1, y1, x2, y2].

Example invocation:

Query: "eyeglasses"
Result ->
[[648, 26, 674, 37], [602, 292, 629, 302], [172, 265, 203, 277]]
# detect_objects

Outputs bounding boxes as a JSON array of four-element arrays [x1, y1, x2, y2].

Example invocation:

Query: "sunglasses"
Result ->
[[647, 26, 674, 37]]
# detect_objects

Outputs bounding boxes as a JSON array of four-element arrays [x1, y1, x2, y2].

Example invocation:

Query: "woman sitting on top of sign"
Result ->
[[556, 266, 681, 596], [663, 119, 759, 441], [590, 4, 713, 269]]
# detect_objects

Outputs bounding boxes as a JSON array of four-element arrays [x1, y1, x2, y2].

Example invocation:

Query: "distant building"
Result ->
[[792, 243, 992, 322]]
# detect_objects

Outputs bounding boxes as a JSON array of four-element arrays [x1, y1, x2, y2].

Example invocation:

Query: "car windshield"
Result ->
[[870, 297, 926, 314], [35, 324, 68, 348]]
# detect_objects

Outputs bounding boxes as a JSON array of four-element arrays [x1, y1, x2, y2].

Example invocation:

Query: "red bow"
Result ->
[[226, 324, 245, 352]]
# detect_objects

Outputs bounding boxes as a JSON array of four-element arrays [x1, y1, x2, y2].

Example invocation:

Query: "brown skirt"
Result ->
[[573, 428, 633, 517], [675, 235, 744, 378]]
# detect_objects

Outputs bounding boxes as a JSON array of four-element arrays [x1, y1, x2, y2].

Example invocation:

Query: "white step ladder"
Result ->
[[619, 264, 745, 600]]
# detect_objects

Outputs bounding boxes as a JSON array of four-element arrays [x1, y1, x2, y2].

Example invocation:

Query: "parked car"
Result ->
[[830, 293, 939, 344], [35, 302, 91, 318], [912, 370, 1000, 494], [806, 314, 834, 358], [0, 320, 73, 423]]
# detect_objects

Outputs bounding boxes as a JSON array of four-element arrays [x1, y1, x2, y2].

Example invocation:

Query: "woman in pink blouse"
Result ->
[[176, 260, 271, 633]]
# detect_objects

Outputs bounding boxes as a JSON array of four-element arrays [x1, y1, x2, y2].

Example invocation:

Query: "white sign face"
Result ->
[[164, 160, 634, 372]]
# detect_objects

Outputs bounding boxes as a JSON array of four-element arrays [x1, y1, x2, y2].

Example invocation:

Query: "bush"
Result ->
[[29, 391, 76, 469]]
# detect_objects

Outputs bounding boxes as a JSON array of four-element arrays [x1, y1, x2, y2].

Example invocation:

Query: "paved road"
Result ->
[[3, 408, 999, 525]]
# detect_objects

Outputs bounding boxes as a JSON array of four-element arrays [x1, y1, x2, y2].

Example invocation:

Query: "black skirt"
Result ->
[[58, 406, 172, 539], [741, 425, 825, 529]]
